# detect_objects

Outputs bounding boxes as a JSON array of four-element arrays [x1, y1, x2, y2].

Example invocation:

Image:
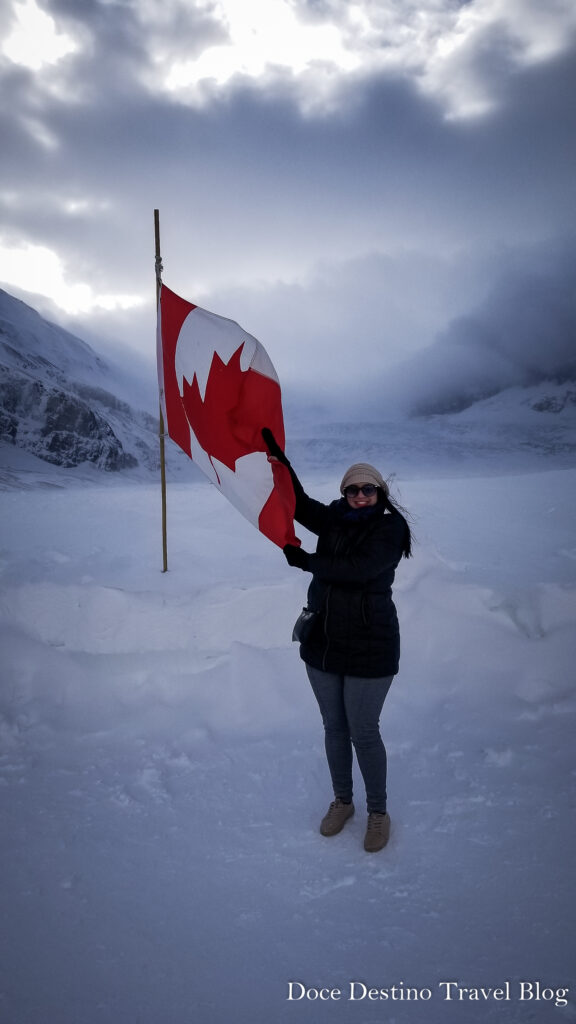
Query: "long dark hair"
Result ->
[[379, 489, 413, 559]]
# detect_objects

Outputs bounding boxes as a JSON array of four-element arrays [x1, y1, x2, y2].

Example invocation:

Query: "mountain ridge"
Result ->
[[0, 288, 159, 474], [1, 287, 574, 487]]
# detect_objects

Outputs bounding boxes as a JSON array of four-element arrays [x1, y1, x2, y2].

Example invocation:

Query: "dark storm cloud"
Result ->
[[0, 66, 42, 177], [6, 48, 574, 298], [5, 62, 469, 301], [41, 0, 228, 73], [1, 0, 575, 412]]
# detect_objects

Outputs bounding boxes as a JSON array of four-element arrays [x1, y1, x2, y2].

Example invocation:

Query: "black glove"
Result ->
[[262, 427, 306, 503], [283, 544, 310, 570], [262, 428, 290, 467]]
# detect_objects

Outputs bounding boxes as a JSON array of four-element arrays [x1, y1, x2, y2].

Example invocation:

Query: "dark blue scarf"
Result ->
[[338, 499, 382, 524]]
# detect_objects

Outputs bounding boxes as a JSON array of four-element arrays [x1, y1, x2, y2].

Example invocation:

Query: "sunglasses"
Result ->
[[344, 484, 378, 497]]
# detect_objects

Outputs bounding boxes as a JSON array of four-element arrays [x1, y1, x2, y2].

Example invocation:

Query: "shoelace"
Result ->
[[328, 800, 348, 813], [366, 813, 387, 831]]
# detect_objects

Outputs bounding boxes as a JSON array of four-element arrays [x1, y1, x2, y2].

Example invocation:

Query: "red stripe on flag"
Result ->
[[259, 461, 299, 547], [159, 285, 196, 456]]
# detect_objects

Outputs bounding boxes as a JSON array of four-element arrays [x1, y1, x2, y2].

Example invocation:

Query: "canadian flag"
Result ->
[[157, 284, 299, 548]]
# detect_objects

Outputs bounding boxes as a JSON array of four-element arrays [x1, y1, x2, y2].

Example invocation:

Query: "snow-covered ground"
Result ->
[[1, 444, 575, 1024]]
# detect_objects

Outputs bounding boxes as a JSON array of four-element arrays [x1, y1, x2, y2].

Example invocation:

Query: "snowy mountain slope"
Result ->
[[0, 289, 159, 473]]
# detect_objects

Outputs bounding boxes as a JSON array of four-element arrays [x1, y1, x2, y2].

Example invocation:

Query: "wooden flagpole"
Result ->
[[155, 209, 169, 573]]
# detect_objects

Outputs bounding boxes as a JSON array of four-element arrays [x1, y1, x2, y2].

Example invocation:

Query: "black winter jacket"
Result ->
[[294, 485, 406, 678]]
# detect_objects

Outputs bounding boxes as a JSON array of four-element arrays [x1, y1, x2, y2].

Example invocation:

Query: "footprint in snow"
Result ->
[[110, 786, 137, 809], [138, 765, 170, 798], [483, 748, 514, 767], [520, 693, 576, 720], [300, 875, 356, 900]]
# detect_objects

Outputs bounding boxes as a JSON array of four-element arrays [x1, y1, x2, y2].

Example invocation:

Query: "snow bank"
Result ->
[[0, 466, 575, 1024]]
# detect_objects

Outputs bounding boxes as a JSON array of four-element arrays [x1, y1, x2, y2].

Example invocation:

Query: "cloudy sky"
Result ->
[[1, 0, 575, 413]]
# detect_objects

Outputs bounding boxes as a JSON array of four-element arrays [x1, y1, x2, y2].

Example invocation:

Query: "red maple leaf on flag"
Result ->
[[181, 342, 284, 478], [158, 284, 298, 547]]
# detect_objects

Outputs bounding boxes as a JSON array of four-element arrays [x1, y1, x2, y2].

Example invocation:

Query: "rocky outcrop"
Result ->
[[0, 290, 159, 472]]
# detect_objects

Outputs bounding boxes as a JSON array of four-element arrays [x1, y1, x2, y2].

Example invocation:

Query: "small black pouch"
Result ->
[[292, 607, 318, 643]]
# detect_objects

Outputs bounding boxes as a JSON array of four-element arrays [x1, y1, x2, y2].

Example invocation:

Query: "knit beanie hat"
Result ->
[[340, 463, 389, 495]]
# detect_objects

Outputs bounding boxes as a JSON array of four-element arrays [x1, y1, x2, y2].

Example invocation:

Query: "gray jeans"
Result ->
[[306, 665, 394, 814]]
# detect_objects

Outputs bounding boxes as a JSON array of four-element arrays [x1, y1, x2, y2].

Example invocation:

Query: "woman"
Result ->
[[262, 429, 412, 853]]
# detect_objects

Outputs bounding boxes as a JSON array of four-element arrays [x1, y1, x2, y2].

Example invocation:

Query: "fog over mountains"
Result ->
[[382, 237, 576, 417], [1, 285, 575, 487]]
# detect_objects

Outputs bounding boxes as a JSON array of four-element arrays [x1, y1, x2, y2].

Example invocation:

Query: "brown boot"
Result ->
[[363, 812, 391, 852], [319, 798, 355, 836]]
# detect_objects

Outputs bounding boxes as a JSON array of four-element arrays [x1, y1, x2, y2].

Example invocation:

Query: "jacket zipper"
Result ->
[[322, 585, 332, 671], [321, 523, 376, 668]]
